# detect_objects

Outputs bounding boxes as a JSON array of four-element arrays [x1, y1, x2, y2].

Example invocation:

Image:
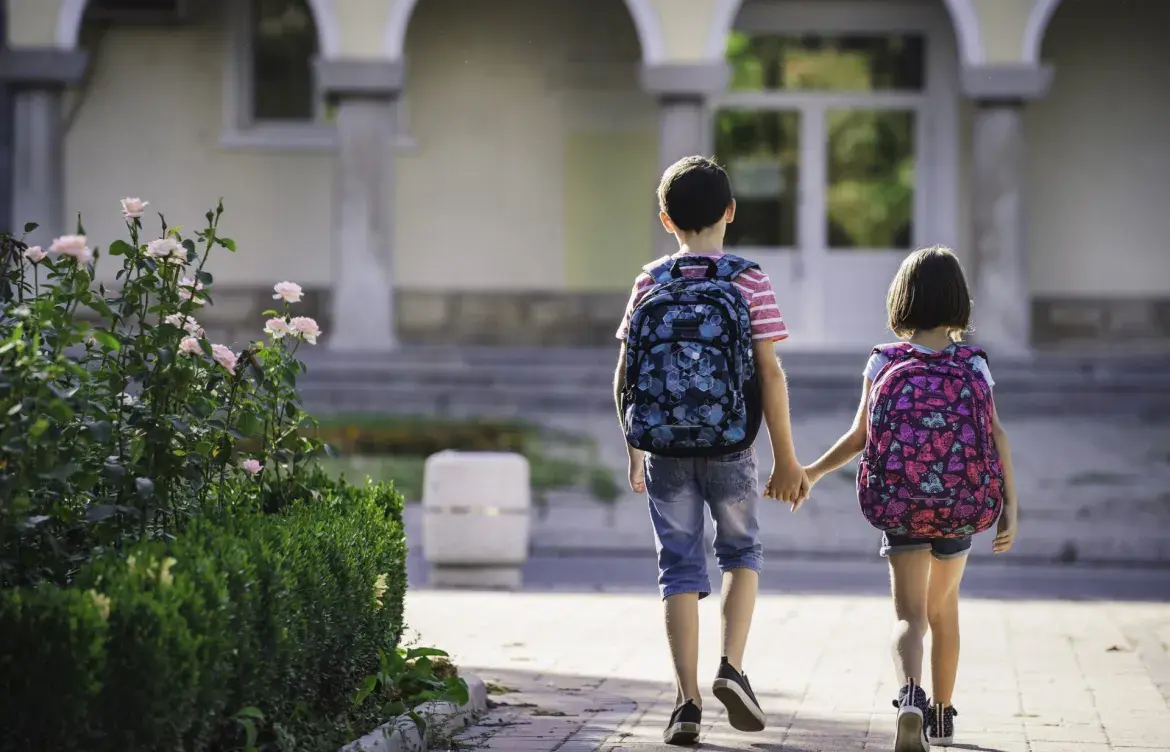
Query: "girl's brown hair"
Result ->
[[886, 246, 972, 340]]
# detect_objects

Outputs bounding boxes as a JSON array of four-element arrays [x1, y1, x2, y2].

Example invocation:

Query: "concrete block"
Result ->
[[422, 452, 531, 589]]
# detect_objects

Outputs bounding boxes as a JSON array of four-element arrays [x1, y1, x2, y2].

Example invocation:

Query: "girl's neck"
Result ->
[[908, 328, 954, 351], [677, 239, 723, 256]]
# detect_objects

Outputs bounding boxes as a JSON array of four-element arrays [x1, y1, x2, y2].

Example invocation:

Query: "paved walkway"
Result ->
[[406, 590, 1170, 751]]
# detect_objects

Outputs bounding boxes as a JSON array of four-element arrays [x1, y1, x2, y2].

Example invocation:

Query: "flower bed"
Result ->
[[0, 201, 465, 751]]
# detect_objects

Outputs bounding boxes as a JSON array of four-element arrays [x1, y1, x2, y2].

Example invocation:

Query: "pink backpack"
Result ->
[[858, 343, 1004, 538]]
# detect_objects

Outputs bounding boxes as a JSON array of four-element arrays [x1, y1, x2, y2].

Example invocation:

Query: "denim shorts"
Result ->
[[644, 448, 763, 600], [880, 532, 972, 560]]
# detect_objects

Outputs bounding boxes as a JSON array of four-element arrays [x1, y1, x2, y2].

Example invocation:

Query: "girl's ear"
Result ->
[[724, 199, 737, 224]]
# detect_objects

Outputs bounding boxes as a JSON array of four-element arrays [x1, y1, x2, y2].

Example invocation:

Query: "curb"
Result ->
[[340, 674, 488, 752]]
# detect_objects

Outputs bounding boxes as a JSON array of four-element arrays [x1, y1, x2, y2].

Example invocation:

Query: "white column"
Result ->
[[641, 64, 730, 259], [316, 60, 403, 352], [962, 64, 1053, 355], [971, 103, 1031, 354], [0, 49, 88, 247]]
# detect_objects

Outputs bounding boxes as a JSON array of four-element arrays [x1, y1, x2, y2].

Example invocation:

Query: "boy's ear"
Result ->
[[659, 210, 677, 234], [724, 199, 736, 224]]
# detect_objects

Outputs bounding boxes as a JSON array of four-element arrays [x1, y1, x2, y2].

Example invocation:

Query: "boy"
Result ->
[[613, 156, 808, 745]]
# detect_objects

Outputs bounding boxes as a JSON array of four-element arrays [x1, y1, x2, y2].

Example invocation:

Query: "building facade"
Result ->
[[2, 0, 1168, 353]]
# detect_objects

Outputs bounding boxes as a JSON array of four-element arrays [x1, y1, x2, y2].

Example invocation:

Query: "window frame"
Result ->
[[222, 0, 415, 151]]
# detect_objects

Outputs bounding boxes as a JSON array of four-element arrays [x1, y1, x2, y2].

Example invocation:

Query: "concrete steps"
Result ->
[[298, 347, 1170, 418]]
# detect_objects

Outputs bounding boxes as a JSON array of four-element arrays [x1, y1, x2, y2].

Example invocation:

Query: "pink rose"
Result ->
[[179, 277, 206, 306], [210, 344, 238, 374], [147, 237, 184, 265], [272, 281, 303, 304], [120, 197, 149, 219], [289, 316, 320, 345], [49, 235, 93, 265], [166, 314, 203, 337], [178, 337, 202, 356], [23, 246, 46, 263], [264, 317, 292, 340], [240, 459, 262, 475]]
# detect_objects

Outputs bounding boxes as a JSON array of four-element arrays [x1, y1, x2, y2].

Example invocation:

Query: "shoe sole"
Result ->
[[895, 707, 930, 752], [663, 721, 701, 745], [712, 678, 767, 732]]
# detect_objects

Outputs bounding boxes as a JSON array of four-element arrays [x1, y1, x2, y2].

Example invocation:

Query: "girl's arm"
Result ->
[[804, 377, 872, 489], [991, 405, 1019, 553]]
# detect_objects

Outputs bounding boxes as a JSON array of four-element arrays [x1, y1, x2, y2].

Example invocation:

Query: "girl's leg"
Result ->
[[926, 554, 968, 705], [888, 550, 933, 685]]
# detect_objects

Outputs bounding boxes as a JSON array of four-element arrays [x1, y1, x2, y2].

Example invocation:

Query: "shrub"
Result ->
[[0, 480, 407, 752]]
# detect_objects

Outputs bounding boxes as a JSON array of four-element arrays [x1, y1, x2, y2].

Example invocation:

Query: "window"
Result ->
[[250, 0, 319, 122], [224, 0, 414, 150], [715, 32, 926, 251]]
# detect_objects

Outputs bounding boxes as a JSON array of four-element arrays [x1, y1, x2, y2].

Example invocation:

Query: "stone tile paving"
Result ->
[[533, 412, 1170, 563], [406, 591, 1170, 751]]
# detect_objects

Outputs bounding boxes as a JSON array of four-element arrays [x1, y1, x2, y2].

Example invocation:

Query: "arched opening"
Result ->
[[392, 0, 659, 346], [708, 0, 962, 349], [1025, 0, 1170, 347]]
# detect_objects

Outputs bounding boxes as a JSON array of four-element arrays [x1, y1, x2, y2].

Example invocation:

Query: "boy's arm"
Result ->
[[614, 344, 646, 492], [754, 340, 807, 504], [991, 406, 1018, 553], [805, 378, 872, 486]]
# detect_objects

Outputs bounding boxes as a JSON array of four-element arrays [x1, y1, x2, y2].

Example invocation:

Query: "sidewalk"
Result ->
[[406, 590, 1170, 751], [528, 411, 1170, 564]]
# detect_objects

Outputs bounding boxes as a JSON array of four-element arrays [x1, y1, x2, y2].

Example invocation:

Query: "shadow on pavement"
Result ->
[[453, 666, 882, 751]]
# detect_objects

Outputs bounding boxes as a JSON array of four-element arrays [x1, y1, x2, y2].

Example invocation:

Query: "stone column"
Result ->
[[0, 49, 88, 246], [962, 65, 1053, 355], [316, 59, 404, 352], [641, 63, 730, 259]]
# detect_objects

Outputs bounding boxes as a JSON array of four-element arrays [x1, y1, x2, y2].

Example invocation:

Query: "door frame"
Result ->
[[710, 0, 960, 348]]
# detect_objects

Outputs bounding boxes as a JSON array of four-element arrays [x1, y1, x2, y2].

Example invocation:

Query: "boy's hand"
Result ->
[[627, 450, 646, 494], [993, 502, 1018, 554], [765, 457, 808, 508]]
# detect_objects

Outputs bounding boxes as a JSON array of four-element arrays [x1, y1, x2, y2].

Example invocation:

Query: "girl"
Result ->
[[800, 246, 1019, 751]]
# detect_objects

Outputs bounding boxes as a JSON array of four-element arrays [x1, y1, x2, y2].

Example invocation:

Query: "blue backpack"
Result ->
[[620, 254, 763, 458]]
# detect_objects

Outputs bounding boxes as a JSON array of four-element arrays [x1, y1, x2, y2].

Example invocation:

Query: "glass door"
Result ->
[[714, 27, 933, 348]]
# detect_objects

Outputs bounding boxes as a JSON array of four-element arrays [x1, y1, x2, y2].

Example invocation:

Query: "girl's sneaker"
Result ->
[[663, 699, 702, 745], [893, 679, 931, 752], [928, 704, 958, 746]]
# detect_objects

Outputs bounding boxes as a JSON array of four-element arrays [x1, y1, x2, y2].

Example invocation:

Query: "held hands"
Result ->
[[764, 456, 810, 510]]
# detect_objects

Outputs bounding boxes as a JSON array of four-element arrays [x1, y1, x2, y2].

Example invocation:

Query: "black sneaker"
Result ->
[[663, 699, 702, 745], [712, 656, 766, 732], [893, 679, 931, 752], [928, 703, 958, 747]]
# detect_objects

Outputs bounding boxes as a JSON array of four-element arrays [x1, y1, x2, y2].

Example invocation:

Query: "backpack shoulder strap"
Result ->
[[713, 253, 761, 281], [642, 255, 675, 285], [950, 344, 989, 366], [873, 342, 918, 362]]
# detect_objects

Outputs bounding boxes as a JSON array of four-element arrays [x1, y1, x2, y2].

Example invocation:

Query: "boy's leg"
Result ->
[[646, 455, 709, 707], [705, 449, 766, 731], [926, 551, 969, 706], [888, 549, 933, 686]]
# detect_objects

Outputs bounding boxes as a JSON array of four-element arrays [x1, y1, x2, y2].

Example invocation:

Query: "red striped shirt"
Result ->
[[615, 252, 789, 342]]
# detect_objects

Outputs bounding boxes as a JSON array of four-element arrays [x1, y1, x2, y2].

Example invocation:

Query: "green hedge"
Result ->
[[0, 479, 406, 752]]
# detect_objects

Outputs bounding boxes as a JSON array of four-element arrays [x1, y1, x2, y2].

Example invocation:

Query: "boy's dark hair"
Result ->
[[886, 245, 972, 340], [657, 156, 733, 233]]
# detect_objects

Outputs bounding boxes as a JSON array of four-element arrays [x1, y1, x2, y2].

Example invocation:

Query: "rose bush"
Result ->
[[0, 202, 326, 586]]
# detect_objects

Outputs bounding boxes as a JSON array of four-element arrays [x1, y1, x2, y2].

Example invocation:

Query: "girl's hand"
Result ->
[[627, 450, 646, 494], [993, 502, 1018, 553]]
